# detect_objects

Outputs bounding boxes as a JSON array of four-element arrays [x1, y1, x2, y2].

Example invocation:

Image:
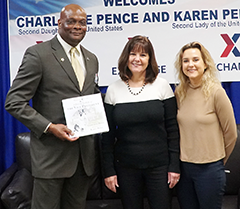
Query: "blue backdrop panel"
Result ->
[[1, 0, 29, 175]]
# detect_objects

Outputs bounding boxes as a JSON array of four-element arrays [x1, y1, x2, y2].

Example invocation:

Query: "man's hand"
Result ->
[[104, 175, 119, 193], [47, 124, 78, 141]]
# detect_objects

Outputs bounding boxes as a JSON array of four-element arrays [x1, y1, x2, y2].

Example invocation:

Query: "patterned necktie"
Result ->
[[70, 47, 84, 90]]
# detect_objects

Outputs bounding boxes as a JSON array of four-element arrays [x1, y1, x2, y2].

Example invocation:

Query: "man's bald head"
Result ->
[[58, 4, 87, 47]]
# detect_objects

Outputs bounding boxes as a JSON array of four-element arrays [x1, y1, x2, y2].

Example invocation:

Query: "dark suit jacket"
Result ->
[[5, 36, 99, 178]]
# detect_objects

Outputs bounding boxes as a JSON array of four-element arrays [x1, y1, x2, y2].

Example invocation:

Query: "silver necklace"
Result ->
[[126, 80, 146, 96]]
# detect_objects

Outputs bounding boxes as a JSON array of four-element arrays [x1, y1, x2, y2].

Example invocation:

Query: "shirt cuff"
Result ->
[[44, 122, 52, 134]]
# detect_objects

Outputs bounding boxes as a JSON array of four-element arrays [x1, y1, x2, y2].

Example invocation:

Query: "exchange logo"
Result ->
[[221, 33, 240, 57]]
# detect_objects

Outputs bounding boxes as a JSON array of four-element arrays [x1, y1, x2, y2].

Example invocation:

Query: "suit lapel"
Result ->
[[50, 36, 81, 92]]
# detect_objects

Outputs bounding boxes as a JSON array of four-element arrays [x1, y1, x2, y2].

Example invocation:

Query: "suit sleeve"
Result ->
[[5, 46, 50, 138]]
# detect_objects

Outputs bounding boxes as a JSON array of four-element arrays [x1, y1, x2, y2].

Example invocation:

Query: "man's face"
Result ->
[[58, 7, 87, 47]]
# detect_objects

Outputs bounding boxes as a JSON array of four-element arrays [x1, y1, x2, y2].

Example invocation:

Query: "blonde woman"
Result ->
[[174, 41, 237, 209]]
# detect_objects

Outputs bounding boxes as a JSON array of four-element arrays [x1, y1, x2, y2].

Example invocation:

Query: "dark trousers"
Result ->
[[31, 157, 91, 209], [177, 160, 226, 209], [116, 163, 170, 209]]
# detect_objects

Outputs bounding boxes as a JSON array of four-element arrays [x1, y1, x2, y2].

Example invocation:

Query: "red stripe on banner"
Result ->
[[220, 34, 234, 57]]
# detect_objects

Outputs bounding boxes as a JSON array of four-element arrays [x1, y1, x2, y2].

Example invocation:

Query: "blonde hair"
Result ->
[[174, 41, 221, 104]]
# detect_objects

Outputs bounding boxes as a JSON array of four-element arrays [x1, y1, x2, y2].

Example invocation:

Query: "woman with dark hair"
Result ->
[[102, 35, 180, 209], [174, 41, 237, 209]]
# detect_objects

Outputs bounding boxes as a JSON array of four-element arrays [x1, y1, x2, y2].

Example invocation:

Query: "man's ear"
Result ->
[[58, 19, 62, 28]]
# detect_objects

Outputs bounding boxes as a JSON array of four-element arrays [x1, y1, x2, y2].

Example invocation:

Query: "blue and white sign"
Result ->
[[9, 0, 240, 85]]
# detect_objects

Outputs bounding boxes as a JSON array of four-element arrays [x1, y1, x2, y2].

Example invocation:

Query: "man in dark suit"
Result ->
[[5, 4, 99, 209]]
